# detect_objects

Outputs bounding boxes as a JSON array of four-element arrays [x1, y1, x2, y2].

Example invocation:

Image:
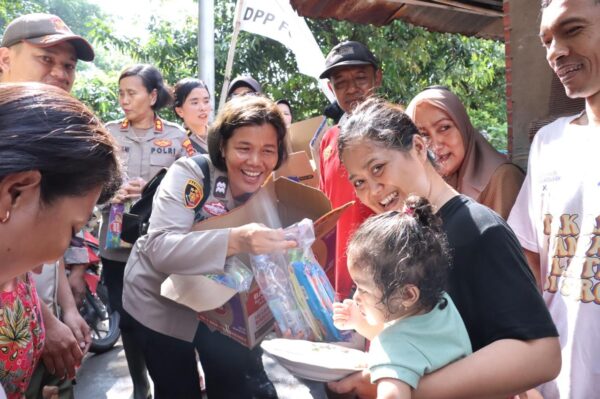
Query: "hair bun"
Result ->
[[403, 195, 442, 232]]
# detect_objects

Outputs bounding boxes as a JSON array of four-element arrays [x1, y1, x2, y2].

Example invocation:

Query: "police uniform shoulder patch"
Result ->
[[120, 119, 130, 131], [182, 138, 196, 156], [154, 118, 164, 132], [184, 179, 203, 209]]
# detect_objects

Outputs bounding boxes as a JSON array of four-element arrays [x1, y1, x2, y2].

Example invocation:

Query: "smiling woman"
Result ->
[[330, 97, 560, 399], [207, 96, 287, 197], [406, 87, 525, 219], [121, 95, 296, 399]]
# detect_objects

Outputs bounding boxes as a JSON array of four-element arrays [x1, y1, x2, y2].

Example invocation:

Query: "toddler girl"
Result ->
[[333, 196, 472, 399]]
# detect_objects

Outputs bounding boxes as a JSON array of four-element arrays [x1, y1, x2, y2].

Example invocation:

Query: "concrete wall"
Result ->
[[504, 0, 554, 168]]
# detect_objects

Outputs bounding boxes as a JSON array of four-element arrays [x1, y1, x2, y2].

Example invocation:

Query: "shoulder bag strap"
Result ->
[[191, 155, 211, 220]]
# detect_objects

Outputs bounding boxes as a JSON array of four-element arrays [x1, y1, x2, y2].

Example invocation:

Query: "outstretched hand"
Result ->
[[228, 223, 297, 256], [333, 299, 365, 331]]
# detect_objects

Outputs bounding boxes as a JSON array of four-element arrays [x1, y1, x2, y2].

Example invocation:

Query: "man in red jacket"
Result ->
[[318, 41, 382, 300]]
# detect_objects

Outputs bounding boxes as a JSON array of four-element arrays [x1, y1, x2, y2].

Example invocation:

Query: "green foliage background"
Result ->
[[1, 0, 507, 150]]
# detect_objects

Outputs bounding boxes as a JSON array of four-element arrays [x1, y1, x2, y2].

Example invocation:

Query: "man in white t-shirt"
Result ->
[[508, 1, 600, 398]]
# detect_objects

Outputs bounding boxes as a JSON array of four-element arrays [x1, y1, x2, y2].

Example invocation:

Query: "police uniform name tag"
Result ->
[[184, 179, 204, 208], [152, 138, 177, 155], [214, 176, 228, 198], [203, 201, 229, 216]]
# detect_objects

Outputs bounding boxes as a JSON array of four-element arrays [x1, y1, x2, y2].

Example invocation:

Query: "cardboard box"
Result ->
[[198, 281, 275, 349], [274, 151, 318, 188], [289, 116, 328, 158], [161, 176, 351, 348]]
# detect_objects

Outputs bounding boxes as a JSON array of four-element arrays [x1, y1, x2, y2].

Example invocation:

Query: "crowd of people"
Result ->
[[0, 0, 597, 398]]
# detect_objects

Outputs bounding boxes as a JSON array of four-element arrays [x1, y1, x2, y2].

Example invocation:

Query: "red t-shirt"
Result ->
[[319, 125, 373, 300]]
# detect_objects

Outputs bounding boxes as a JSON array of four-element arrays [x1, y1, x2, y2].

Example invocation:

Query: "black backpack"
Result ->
[[121, 155, 211, 244]]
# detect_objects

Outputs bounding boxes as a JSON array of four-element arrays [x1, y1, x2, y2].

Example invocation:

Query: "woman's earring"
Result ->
[[1, 210, 10, 223]]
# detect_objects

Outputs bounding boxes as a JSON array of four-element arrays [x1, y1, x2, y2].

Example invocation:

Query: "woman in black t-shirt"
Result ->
[[328, 98, 560, 399]]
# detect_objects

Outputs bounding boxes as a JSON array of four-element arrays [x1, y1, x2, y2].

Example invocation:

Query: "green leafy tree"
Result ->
[[72, 70, 121, 122], [0, 0, 106, 49], [46, 0, 104, 39], [0, 0, 43, 27]]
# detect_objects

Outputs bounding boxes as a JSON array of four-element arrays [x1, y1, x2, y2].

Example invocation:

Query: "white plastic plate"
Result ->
[[261, 339, 367, 382]]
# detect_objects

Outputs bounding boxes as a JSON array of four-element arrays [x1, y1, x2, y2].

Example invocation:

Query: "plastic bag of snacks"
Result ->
[[251, 219, 348, 342], [252, 251, 314, 339]]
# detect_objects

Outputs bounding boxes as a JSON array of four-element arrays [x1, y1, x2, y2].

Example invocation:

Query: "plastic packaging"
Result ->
[[251, 219, 349, 342], [252, 253, 313, 339], [206, 257, 253, 292], [105, 202, 132, 249]]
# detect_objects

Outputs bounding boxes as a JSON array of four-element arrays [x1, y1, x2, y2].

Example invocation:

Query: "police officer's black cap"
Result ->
[[319, 41, 379, 80]]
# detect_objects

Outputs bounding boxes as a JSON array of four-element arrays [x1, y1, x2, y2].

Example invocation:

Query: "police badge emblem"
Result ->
[[153, 139, 172, 148], [214, 176, 228, 198], [184, 179, 203, 208]]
